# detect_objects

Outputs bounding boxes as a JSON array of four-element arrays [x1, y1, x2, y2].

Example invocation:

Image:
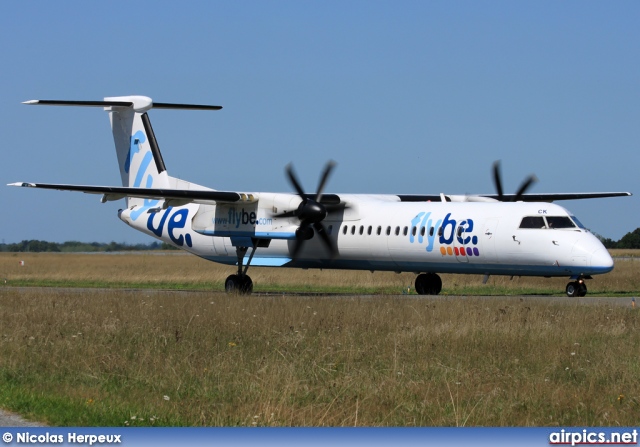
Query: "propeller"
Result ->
[[274, 161, 339, 259], [492, 161, 538, 202]]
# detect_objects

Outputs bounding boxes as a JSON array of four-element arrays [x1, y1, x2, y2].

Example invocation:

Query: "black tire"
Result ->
[[225, 274, 241, 293], [566, 281, 578, 298], [415, 274, 427, 295], [577, 282, 587, 297], [415, 273, 442, 295], [240, 276, 254, 294], [426, 273, 442, 295], [225, 274, 253, 295]]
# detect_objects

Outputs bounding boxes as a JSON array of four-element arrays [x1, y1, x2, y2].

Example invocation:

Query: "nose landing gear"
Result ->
[[566, 278, 588, 297]]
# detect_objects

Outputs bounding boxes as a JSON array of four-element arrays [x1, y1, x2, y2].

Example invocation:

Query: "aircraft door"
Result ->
[[480, 218, 499, 264]]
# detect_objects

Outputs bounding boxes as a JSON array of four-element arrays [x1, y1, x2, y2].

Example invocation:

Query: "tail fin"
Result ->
[[106, 96, 170, 197], [24, 95, 222, 209]]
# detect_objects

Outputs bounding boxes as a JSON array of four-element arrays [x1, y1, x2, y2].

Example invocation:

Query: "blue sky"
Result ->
[[1, 1, 637, 244]]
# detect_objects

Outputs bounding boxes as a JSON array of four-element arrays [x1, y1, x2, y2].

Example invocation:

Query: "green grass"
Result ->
[[2, 252, 639, 297], [1, 288, 639, 426]]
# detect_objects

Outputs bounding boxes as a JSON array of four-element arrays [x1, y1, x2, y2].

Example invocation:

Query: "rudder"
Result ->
[[106, 96, 170, 205]]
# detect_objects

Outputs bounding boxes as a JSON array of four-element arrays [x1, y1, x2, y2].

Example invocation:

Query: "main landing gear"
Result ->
[[415, 273, 442, 295], [565, 278, 588, 297], [225, 245, 256, 295]]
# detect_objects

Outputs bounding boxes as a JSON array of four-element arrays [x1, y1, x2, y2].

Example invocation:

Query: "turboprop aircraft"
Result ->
[[9, 96, 632, 297]]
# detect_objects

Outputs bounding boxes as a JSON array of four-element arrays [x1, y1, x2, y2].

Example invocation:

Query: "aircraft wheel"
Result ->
[[225, 274, 253, 295], [427, 273, 443, 295], [240, 275, 254, 294], [225, 275, 241, 293], [577, 282, 587, 297], [415, 273, 442, 295], [566, 281, 578, 297], [415, 275, 426, 295]]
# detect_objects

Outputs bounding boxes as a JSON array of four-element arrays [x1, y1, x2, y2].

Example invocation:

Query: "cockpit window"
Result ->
[[519, 216, 546, 229], [546, 216, 576, 229], [570, 215, 586, 229]]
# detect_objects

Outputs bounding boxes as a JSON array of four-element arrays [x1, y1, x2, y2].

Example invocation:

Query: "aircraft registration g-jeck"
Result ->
[[10, 96, 632, 297]]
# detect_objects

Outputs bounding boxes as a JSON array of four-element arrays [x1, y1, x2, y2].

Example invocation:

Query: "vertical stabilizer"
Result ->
[[20, 95, 222, 219], [106, 96, 170, 210]]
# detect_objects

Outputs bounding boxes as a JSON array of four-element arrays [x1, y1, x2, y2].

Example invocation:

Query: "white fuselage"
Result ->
[[118, 194, 613, 278]]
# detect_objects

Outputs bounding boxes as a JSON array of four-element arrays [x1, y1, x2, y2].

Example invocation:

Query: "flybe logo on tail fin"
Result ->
[[124, 130, 145, 174], [409, 212, 480, 256], [126, 130, 160, 221]]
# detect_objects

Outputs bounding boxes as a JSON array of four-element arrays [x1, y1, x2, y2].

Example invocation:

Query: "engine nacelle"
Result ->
[[295, 226, 314, 240]]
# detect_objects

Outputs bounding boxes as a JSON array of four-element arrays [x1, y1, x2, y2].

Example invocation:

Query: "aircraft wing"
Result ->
[[484, 192, 632, 202], [8, 182, 244, 205], [397, 192, 632, 202], [8, 182, 345, 206]]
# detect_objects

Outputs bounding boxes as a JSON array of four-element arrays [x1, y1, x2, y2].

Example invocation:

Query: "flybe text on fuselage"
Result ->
[[146, 206, 193, 247], [227, 208, 273, 228], [409, 212, 480, 257]]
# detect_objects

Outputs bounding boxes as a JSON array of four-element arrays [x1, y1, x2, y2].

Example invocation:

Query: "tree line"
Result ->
[[598, 228, 640, 249], [0, 240, 178, 253]]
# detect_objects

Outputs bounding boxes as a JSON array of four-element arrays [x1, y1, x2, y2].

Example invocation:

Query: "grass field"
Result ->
[[0, 252, 638, 426], [1, 250, 639, 295]]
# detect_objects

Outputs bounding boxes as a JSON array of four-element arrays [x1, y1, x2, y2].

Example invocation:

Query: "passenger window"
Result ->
[[403, 226, 408, 236], [343, 225, 348, 235], [359, 225, 364, 235], [519, 216, 546, 229], [420, 227, 425, 236], [430, 227, 434, 237], [546, 216, 576, 229], [386, 226, 391, 236], [412, 227, 417, 236], [367, 226, 372, 235], [377, 226, 382, 236], [351, 225, 356, 235], [395, 226, 400, 236]]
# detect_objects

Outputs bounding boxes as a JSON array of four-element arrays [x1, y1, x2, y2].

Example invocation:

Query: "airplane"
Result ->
[[9, 95, 632, 297]]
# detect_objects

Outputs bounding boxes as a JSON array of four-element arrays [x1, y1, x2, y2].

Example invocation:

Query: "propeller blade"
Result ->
[[492, 161, 504, 200], [290, 229, 306, 260], [313, 222, 338, 258], [272, 210, 298, 219], [513, 174, 538, 201], [325, 203, 349, 214], [281, 160, 340, 261], [315, 160, 336, 204], [285, 163, 306, 198]]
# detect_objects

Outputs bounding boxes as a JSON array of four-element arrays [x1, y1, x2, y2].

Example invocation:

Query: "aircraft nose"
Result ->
[[590, 248, 614, 271]]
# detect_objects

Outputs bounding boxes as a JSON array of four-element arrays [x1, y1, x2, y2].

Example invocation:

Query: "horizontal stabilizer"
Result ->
[[23, 97, 222, 112], [23, 100, 134, 107]]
